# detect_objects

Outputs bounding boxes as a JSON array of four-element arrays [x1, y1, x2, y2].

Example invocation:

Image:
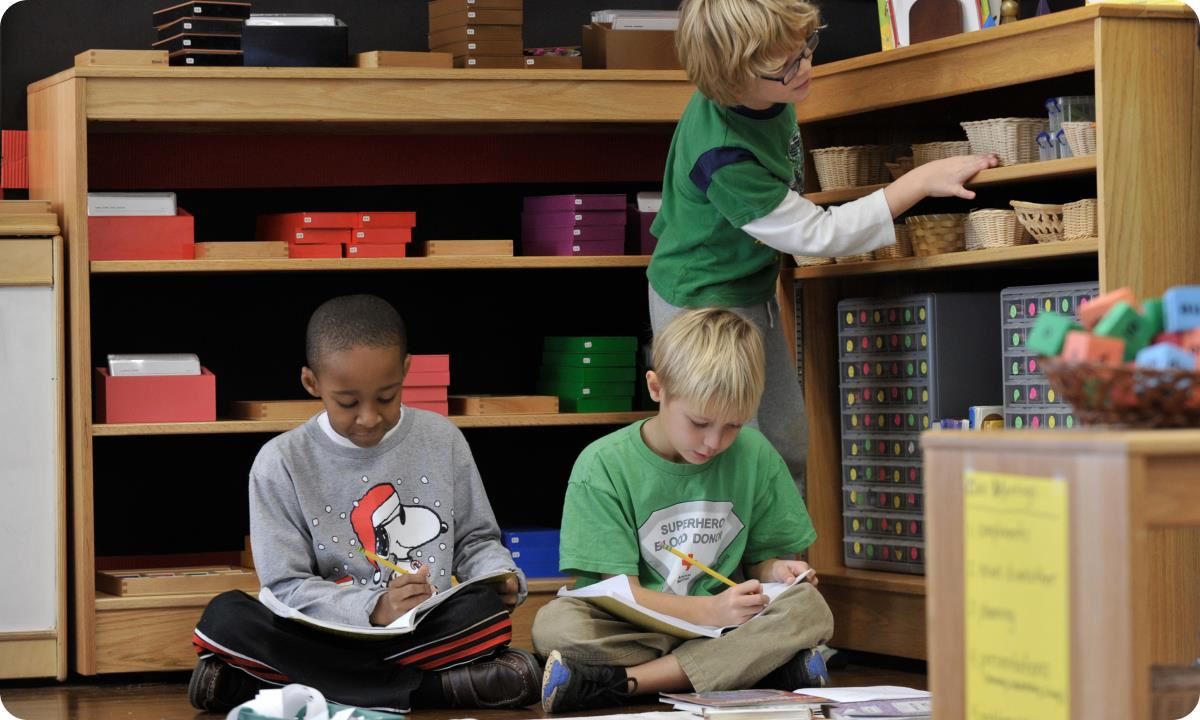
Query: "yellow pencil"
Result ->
[[357, 545, 412, 575], [667, 545, 737, 588]]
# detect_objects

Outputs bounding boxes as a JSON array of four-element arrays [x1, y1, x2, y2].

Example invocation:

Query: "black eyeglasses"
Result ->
[[759, 31, 820, 85]]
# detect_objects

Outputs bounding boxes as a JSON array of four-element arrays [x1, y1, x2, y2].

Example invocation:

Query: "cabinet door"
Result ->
[[0, 283, 59, 633]]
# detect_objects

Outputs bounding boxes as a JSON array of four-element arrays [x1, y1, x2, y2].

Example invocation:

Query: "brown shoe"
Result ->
[[440, 648, 542, 709]]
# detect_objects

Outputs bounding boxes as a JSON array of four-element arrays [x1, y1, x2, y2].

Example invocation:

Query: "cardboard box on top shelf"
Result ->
[[581, 23, 680, 70]]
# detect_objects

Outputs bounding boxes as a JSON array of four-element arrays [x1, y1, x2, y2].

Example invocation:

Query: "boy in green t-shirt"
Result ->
[[534, 309, 833, 713], [647, 0, 998, 487]]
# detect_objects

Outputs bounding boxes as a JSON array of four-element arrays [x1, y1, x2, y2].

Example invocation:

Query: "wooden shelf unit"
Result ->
[[92, 412, 658, 437], [27, 4, 1198, 674], [30, 65, 695, 675], [787, 4, 1198, 662]]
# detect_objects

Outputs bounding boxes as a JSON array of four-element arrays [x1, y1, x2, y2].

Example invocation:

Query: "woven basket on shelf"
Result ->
[[1042, 359, 1200, 428], [965, 209, 1030, 250], [1063, 198, 1097, 240], [905, 214, 967, 256], [793, 254, 835, 268], [1010, 200, 1065, 243], [884, 156, 914, 180], [836, 252, 875, 264], [1061, 121, 1097, 156], [874, 223, 914, 260], [911, 141, 970, 166], [960, 117, 1048, 165], [811, 145, 883, 191]]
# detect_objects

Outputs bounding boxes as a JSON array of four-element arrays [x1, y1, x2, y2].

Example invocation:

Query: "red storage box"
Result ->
[[407, 401, 449, 416], [408, 354, 450, 374], [344, 243, 408, 258], [404, 386, 449, 403], [94, 367, 216, 423], [349, 227, 413, 244], [357, 212, 417, 228], [261, 211, 359, 230], [88, 209, 194, 261], [288, 243, 341, 258], [289, 228, 353, 245]]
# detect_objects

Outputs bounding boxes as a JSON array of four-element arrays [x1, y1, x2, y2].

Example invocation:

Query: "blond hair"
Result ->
[[676, 0, 821, 107], [652, 308, 766, 420]]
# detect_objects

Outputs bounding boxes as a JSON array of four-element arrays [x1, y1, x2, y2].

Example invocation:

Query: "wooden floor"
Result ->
[[0, 663, 926, 720]]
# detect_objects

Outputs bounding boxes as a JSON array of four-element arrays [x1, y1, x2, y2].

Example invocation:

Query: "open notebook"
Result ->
[[557, 571, 812, 640], [259, 569, 516, 638]]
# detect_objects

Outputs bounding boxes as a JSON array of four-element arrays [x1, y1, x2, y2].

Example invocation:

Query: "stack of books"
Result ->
[[538, 337, 637, 412], [661, 689, 825, 720], [152, 0, 250, 66], [256, 211, 416, 259], [428, 0, 524, 68], [405, 355, 451, 416], [521, 193, 628, 257]]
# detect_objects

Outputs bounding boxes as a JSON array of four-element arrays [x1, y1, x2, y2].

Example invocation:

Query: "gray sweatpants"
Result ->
[[648, 286, 809, 493], [531, 584, 834, 691]]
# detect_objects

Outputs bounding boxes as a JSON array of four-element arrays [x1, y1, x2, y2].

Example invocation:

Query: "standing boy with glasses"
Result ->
[[647, 0, 999, 491]]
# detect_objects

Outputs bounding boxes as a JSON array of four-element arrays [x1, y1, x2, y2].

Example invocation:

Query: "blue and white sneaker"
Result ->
[[755, 647, 831, 690], [540, 650, 634, 713]]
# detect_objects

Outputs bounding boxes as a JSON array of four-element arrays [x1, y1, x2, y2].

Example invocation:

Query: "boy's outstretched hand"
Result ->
[[370, 565, 434, 626], [494, 575, 520, 610], [708, 579, 770, 627], [917, 153, 1000, 200]]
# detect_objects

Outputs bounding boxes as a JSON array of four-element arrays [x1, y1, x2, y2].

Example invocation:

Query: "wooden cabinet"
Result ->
[[789, 5, 1199, 659], [0, 234, 67, 680]]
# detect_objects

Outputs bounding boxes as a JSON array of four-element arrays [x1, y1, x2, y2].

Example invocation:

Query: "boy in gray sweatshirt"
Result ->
[[188, 294, 540, 713]]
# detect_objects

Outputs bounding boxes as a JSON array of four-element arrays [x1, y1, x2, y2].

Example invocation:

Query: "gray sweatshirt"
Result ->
[[249, 408, 525, 626]]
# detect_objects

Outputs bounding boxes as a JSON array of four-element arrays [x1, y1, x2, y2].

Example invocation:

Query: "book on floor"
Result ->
[[258, 568, 515, 637], [661, 689, 823, 719], [556, 571, 812, 640]]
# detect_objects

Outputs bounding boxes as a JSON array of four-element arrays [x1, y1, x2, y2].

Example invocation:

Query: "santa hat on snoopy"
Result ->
[[351, 483, 403, 577]]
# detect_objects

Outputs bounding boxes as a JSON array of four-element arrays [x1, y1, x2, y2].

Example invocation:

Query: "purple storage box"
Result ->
[[626, 203, 658, 255], [524, 237, 627, 256], [522, 209, 627, 229], [524, 224, 625, 244], [523, 193, 628, 212]]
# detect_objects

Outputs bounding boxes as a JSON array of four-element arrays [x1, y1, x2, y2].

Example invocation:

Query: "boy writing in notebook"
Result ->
[[648, 0, 998, 487], [188, 294, 540, 713], [534, 308, 833, 713]]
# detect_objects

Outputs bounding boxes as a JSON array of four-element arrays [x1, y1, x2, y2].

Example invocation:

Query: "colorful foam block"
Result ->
[[1078, 287, 1136, 330], [1027, 311, 1080, 356], [1164, 286, 1200, 333], [1141, 297, 1165, 337], [1183, 329, 1200, 356], [1135, 343, 1197, 371], [1092, 301, 1156, 361], [1061, 330, 1124, 365]]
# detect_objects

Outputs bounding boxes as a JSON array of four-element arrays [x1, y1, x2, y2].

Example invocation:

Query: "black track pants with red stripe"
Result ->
[[192, 585, 513, 710]]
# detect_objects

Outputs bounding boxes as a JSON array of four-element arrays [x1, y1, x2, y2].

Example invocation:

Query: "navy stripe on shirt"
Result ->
[[689, 146, 759, 194]]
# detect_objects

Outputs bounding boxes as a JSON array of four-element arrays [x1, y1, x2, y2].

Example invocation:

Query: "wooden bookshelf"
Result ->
[[90, 255, 652, 274], [92, 412, 657, 436], [801, 156, 1097, 206], [793, 237, 1098, 279]]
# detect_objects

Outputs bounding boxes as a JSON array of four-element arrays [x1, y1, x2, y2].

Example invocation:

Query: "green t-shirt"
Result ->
[[647, 91, 806, 308], [559, 420, 816, 595]]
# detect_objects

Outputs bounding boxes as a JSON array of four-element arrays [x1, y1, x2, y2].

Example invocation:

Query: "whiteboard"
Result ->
[[0, 286, 59, 632]]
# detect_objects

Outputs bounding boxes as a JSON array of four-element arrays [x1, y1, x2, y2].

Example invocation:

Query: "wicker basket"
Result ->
[[1010, 200, 1065, 243], [1063, 198, 1098, 241], [793, 254, 835, 268], [1061, 121, 1096, 156], [911, 141, 970, 167], [905, 214, 967, 256], [1042, 359, 1200, 428], [811, 145, 883, 191], [960, 117, 1048, 165], [874, 223, 914, 260], [965, 209, 1030, 250], [884, 156, 914, 180], [836, 252, 875, 264]]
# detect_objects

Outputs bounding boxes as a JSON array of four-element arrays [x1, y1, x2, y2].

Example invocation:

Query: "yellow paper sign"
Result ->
[[965, 471, 1070, 720]]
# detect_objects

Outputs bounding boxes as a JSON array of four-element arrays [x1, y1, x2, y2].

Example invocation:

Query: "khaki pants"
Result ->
[[531, 583, 834, 691]]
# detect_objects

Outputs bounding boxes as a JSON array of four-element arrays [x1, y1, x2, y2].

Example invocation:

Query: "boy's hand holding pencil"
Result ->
[[360, 547, 436, 626], [666, 545, 767, 627]]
